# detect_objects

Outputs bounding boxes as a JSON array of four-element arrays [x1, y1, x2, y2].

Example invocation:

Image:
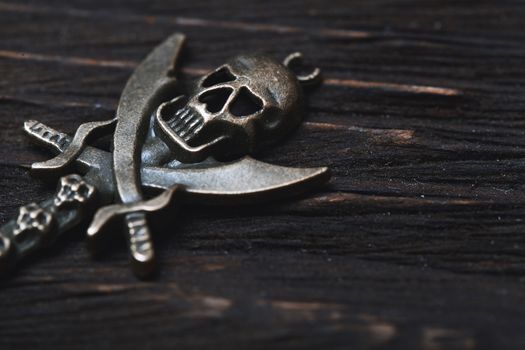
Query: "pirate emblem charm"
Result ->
[[0, 34, 330, 278]]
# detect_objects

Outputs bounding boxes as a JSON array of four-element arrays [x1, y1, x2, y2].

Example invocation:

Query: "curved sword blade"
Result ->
[[142, 156, 330, 204], [113, 33, 185, 204], [111, 33, 186, 278], [24, 121, 330, 205]]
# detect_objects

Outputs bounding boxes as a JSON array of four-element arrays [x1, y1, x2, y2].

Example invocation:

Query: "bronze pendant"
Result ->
[[0, 34, 330, 278]]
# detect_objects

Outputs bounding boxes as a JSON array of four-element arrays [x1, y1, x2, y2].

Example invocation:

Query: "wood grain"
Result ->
[[1, 0, 525, 349]]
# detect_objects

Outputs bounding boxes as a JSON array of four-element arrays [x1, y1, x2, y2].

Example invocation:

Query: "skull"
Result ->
[[155, 53, 317, 163], [54, 174, 95, 208], [13, 203, 54, 246]]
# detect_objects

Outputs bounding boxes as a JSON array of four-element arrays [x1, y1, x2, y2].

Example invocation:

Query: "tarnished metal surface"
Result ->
[[31, 119, 116, 175], [154, 54, 305, 162], [0, 33, 329, 278], [23, 123, 328, 201], [110, 33, 186, 277], [143, 157, 329, 204]]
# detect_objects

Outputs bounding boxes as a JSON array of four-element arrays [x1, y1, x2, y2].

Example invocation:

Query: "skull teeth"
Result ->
[[180, 118, 202, 138], [167, 106, 204, 142]]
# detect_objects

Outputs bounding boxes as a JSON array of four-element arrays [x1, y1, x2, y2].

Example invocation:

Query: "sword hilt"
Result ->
[[86, 186, 179, 278], [0, 174, 97, 275], [24, 120, 71, 154], [124, 212, 156, 278], [26, 119, 117, 176]]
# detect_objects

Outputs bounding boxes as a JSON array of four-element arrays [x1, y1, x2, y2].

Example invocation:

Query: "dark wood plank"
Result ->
[[1, 0, 525, 349]]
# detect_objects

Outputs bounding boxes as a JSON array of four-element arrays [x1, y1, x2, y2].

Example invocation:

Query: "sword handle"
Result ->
[[124, 212, 156, 278], [0, 174, 97, 275], [24, 120, 71, 154], [87, 187, 179, 279]]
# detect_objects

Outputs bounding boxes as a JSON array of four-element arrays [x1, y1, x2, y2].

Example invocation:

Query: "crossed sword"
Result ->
[[0, 34, 329, 277]]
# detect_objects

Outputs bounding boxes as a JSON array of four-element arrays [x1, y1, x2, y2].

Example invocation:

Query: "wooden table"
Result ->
[[1, 1, 524, 349]]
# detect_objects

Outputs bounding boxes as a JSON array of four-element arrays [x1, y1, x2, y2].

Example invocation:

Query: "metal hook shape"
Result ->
[[283, 52, 322, 87]]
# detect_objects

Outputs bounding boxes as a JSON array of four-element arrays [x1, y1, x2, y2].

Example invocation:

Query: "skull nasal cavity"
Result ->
[[202, 67, 236, 87], [230, 87, 263, 117], [199, 87, 232, 113]]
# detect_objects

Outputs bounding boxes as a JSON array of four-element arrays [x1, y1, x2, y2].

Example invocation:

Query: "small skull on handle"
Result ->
[[13, 203, 54, 245], [54, 174, 95, 208]]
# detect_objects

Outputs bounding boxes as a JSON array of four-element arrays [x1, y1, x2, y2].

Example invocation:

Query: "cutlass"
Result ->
[[0, 33, 330, 278], [104, 34, 186, 277]]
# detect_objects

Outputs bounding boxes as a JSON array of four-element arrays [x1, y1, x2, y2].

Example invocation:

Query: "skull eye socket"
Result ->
[[199, 87, 233, 113], [230, 87, 263, 117], [202, 67, 236, 87]]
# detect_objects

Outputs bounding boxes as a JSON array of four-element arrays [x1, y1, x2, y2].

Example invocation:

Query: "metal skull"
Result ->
[[155, 53, 319, 163]]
